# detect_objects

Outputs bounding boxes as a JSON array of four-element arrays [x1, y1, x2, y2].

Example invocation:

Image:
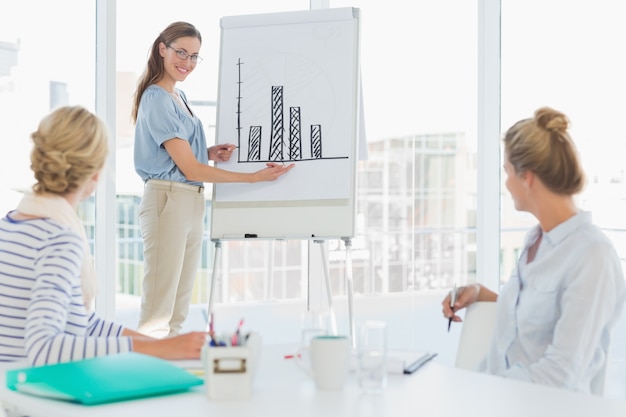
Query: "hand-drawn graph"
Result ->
[[233, 57, 348, 164], [214, 9, 358, 205], [211, 7, 360, 239]]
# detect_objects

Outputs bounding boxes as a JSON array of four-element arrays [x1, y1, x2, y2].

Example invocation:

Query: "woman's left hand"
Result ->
[[209, 144, 237, 162]]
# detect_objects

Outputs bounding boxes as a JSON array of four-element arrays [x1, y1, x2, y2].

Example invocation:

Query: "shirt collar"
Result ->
[[522, 210, 592, 249], [541, 210, 591, 246]]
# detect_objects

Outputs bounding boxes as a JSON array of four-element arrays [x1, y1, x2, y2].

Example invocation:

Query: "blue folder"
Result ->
[[5, 352, 204, 405]]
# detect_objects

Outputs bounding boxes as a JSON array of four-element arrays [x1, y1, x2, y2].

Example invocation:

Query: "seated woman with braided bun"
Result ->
[[442, 107, 625, 393], [0, 106, 206, 366]]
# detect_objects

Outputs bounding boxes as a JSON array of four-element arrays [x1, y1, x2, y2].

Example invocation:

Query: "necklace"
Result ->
[[169, 91, 193, 116], [170, 91, 181, 101]]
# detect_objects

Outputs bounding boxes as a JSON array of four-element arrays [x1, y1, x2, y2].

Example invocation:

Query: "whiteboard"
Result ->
[[210, 7, 361, 241]]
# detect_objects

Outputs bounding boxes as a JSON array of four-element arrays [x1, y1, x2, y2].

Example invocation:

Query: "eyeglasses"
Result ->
[[166, 45, 203, 64]]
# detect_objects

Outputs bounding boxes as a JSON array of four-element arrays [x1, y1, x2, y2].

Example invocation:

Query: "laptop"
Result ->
[[5, 352, 204, 405]]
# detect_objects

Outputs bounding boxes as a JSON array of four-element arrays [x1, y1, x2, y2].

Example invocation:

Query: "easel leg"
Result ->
[[207, 240, 222, 324], [315, 240, 338, 335], [343, 237, 355, 348]]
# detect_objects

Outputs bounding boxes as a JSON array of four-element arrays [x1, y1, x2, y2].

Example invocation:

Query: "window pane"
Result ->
[[501, 1, 626, 285], [0, 1, 96, 213], [332, 0, 478, 294]]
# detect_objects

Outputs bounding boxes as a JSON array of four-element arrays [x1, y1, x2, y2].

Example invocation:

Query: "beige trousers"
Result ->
[[137, 179, 205, 338]]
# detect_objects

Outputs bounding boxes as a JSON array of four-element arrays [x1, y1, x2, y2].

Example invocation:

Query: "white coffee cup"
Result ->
[[295, 335, 350, 390]]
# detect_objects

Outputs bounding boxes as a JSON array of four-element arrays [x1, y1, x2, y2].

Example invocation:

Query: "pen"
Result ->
[[231, 318, 244, 346], [283, 354, 301, 359], [208, 313, 219, 346], [403, 352, 438, 374], [202, 309, 209, 331], [448, 283, 457, 332]]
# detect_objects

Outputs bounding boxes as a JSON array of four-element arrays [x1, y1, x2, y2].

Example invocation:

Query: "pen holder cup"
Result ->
[[203, 332, 262, 400]]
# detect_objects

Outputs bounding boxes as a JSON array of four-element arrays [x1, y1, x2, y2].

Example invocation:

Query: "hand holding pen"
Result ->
[[442, 283, 486, 329], [447, 283, 457, 332], [210, 143, 238, 162]]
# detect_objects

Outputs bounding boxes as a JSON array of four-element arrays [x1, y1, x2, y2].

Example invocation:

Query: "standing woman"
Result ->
[[132, 21, 294, 338], [442, 107, 625, 393]]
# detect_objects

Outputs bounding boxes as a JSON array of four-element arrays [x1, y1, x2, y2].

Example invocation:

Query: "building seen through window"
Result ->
[[110, 130, 477, 304]]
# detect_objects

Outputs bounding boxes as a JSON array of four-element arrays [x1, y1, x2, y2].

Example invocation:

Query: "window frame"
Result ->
[[95, 0, 118, 319]]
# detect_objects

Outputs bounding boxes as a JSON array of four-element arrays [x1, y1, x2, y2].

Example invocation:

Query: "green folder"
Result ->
[[5, 352, 204, 405]]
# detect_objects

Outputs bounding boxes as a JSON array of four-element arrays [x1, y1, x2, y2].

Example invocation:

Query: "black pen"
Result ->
[[447, 283, 457, 332], [404, 352, 438, 374]]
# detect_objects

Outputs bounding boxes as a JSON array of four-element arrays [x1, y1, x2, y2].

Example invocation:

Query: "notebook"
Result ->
[[5, 352, 204, 405]]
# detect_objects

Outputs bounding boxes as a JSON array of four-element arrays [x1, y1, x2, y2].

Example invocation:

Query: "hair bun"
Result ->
[[535, 107, 569, 134], [30, 106, 108, 195]]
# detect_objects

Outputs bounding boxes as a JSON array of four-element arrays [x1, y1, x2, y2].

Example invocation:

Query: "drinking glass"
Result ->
[[300, 310, 330, 347], [357, 320, 388, 393]]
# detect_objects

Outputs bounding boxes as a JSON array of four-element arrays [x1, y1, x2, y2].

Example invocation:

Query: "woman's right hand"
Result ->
[[441, 283, 481, 323], [132, 331, 207, 360]]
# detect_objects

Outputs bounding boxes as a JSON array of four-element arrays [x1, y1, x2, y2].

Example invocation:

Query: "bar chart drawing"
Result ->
[[215, 9, 358, 206], [212, 8, 359, 237], [234, 57, 348, 164]]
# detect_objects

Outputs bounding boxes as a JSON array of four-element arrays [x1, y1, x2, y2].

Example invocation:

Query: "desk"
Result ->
[[2, 345, 626, 417]]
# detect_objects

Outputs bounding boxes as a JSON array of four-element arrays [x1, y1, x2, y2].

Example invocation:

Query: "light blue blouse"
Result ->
[[134, 84, 208, 185], [478, 211, 626, 393]]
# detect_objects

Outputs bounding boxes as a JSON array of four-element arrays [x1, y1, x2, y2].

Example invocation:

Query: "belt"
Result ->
[[145, 179, 205, 193]]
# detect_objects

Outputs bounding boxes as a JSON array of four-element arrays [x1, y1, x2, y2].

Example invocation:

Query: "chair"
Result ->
[[454, 301, 607, 395], [454, 301, 498, 370], [590, 361, 605, 396]]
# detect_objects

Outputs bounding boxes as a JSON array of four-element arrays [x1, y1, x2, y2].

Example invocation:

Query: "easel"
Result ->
[[210, 7, 361, 346], [207, 237, 356, 347]]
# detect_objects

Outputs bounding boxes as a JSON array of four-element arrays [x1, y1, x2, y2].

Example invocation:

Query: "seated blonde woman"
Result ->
[[0, 106, 206, 366], [442, 107, 625, 394]]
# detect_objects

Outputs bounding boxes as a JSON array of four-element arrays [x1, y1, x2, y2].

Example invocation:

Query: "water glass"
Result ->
[[357, 320, 387, 393], [300, 310, 330, 347]]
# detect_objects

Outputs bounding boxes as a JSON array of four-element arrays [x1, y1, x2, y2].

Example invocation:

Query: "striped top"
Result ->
[[0, 211, 132, 366]]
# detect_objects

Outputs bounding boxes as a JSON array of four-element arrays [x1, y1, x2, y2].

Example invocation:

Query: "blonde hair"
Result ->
[[503, 107, 585, 195], [30, 106, 109, 195]]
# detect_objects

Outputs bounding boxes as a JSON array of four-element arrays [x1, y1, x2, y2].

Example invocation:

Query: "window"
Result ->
[[111, 1, 479, 310], [0, 1, 96, 214], [3, 0, 479, 317], [501, 0, 626, 284]]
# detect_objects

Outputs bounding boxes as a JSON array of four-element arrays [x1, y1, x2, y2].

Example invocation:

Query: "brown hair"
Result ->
[[503, 106, 585, 195], [131, 21, 202, 123], [30, 106, 109, 195]]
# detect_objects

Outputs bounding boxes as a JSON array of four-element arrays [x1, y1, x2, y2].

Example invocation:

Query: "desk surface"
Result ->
[[2, 345, 626, 417]]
